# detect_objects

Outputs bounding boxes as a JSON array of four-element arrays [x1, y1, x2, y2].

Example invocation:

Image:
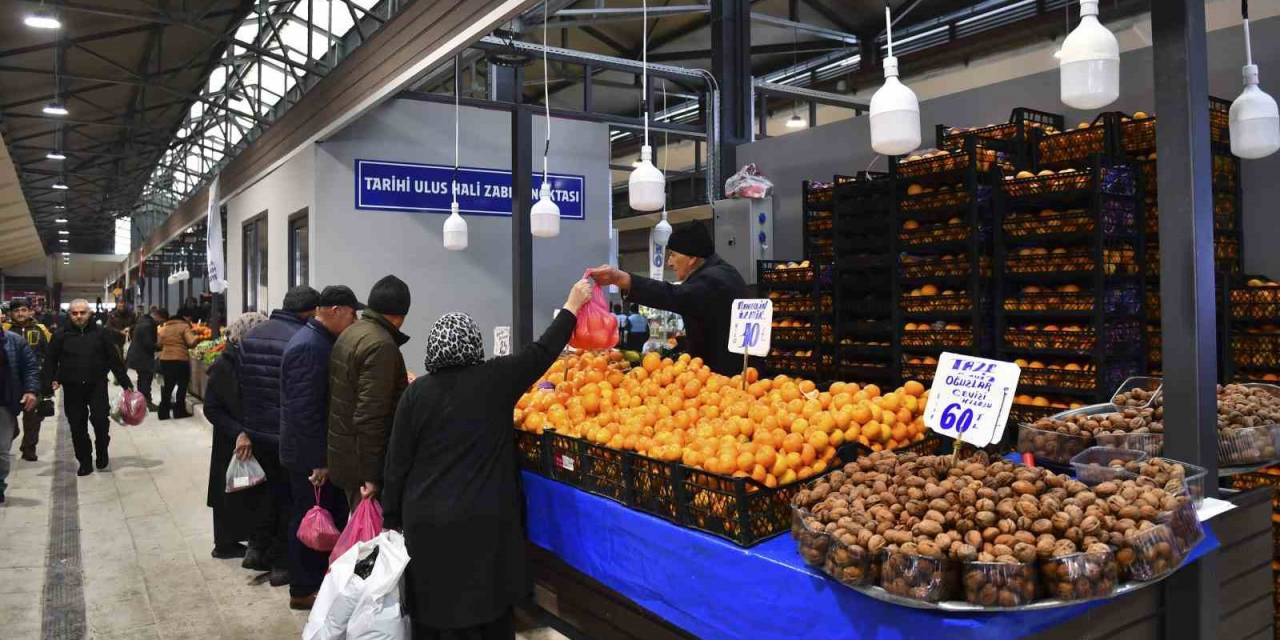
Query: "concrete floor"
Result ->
[[0, 389, 570, 640]]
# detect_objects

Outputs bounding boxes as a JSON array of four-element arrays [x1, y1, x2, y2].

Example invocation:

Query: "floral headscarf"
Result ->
[[423, 312, 485, 373], [227, 311, 269, 344]]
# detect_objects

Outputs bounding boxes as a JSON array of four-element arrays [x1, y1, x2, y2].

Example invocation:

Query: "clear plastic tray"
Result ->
[[879, 549, 959, 604], [1017, 423, 1094, 466], [1161, 497, 1204, 556], [1069, 446, 1148, 485], [1110, 376, 1163, 408], [790, 507, 831, 568], [961, 560, 1040, 607], [823, 531, 879, 587], [1118, 523, 1180, 582], [1092, 431, 1164, 457], [1217, 424, 1279, 466], [1134, 457, 1208, 507], [1038, 550, 1119, 602]]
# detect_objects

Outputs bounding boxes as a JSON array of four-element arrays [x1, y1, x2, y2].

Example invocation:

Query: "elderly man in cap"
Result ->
[[236, 285, 319, 586], [279, 285, 362, 609], [4, 298, 51, 461], [589, 221, 748, 375]]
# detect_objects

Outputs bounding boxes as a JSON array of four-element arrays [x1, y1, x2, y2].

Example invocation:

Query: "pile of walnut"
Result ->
[[792, 450, 1198, 606]]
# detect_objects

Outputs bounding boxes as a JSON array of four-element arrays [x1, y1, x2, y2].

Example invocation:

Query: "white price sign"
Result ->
[[728, 299, 773, 357], [494, 326, 511, 357], [924, 352, 1021, 447]]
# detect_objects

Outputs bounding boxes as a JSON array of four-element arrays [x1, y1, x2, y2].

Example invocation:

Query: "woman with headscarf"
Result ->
[[204, 311, 269, 559], [382, 279, 592, 640]]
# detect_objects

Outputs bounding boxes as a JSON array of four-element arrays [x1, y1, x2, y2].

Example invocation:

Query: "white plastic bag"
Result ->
[[724, 163, 773, 199], [305, 531, 411, 640], [224, 455, 266, 493]]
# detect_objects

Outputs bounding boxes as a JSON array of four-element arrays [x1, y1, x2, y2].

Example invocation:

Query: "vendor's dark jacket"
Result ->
[[280, 318, 337, 473], [2, 331, 39, 416], [627, 253, 749, 375], [42, 321, 132, 392], [125, 315, 157, 370], [239, 309, 308, 448], [327, 310, 409, 492], [382, 308, 575, 628]]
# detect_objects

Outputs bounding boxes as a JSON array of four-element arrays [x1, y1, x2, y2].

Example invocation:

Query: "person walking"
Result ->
[[328, 275, 411, 508], [4, 299, 51, 462], [203, 311, 269, 559], [43, 299, 133, 476], [237, 286, 319, 586], [279, 286, 362, 610], [0, 327, 39, 503], [156, 308, 200, 420], [625, 304, 650, 351], [382, 279, 591, 639], [127, 307, 159, 410]]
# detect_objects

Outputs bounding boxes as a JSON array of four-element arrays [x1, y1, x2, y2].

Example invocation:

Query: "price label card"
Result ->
[[728, 299, 773, 357], [494, 326, 511, 357], [924, 352, 1021, 447]]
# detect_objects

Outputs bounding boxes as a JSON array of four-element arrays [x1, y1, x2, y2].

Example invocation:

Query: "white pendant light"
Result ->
[[869, 5, 921, 156], [652, 211, 672, 246], [530, 0, 561, 238], [444, 56, 467, 251], [786, 112, 806, 129], [1057, 0, 1120, 110], [629, 0, 665, 212], [1230, 0, 1280, 159]]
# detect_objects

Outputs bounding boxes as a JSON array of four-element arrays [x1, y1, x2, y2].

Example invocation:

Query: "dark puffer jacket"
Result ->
[[238, 309, 308, 447], [279, 318, 337, 473], [327, 310, 409, 492], [2, 331, 39, 416]]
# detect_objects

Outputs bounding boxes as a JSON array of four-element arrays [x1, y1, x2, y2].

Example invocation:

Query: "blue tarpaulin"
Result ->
[[523, 471, 1219, 640]]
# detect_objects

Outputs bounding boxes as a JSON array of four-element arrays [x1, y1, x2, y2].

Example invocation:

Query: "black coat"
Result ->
[[279, 318, 336, 473], [43, 321, 132, 392], [204, 345, 260, 541], [238, 310, 307, 448], [627, 254, 749, 375], [126, 315, 157, 371], [382, 309, 576, 628]]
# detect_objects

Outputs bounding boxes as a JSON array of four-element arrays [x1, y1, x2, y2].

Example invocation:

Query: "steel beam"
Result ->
[[1151, 1, 1219, 637], [649, 39, 844, 62], [753, 80, 868, 111], [712, 0, 751, 192], [750, 12, 859, 45]]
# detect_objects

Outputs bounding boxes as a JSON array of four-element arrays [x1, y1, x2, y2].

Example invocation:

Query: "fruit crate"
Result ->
[[936, 107, 1065, 152], [545, 431, 630, 504], [1035, 114, 1112, 167], [1008, 402, 1061, 427], [898, 221, 971, 247], [681, 465, 827, 547], [1003, 200, 1137, 239], [1229, 286, 1280, 321], [806, 181, 834, 208], [1003, 283, 1142, 315], [901, 328, 974, 349], [515, 429, 547, 474], [1021, 361, 1142, 394], [1003, 320, 1142, 353], [772, 326, 818, 343], [900, 255, 991, 280], [1231, 333, 1280, 370], [900, 359, 938, 383], [900, 293, 975, 314], [627, 455, 683, 523], [835, 361, 895, 381], [898, 189, 973, 215], [1002, 164, 1135, 200], [1004, 246, 1138, 276], [758, 260, 818, 286], [894, 147, 1003, 180], [850, 432, 944, 457]]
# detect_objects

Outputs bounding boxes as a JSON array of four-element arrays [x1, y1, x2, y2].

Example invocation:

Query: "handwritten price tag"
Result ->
[[494, 326, 511, 357], [728, 299, 773, 357], [924, 352, 1021, 447]]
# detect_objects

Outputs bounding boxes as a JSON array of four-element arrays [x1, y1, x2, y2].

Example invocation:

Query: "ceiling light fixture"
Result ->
[[652, 80, 673, 248], [786, 113, 807, 129], [785, 26, 807, 131], [629, 0, 666, 213], [51, 181, 68, 190], [53, 204, 65, 210], [443, 56, 467, 251], [46, 150, 66, 160], [42, 102, 68, 116], [1057, 0, 1120, 110], [59, 238, 68, 244], [24, 9, 61, 30], [869, 3, 921, 156], [55, 218, 67, 223], [530, 0, 561, 239], [57, 230, 69, 235], [1230, 0, 1280, 159]]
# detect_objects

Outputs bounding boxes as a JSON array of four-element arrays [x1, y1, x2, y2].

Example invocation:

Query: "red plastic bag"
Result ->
[[329, 497, 383, 565], [569, 272, 618, 351], [298, 486, 341, 552], [117, 389, 147, 426]]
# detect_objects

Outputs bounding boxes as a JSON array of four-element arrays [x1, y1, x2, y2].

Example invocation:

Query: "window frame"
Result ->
[[288, 208, 309, 289], [242, 211, 268, 312]]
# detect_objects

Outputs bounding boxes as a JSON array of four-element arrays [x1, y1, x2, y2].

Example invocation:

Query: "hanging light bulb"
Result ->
[[24, 9, 61, 30], [1230, 0, 1280, 159], [653, 211, 672, 246], [629, 0, 665, 212], [869, 4, 921, 156], [444, 201, 467, 250], [444, 56, 468, 251], [786, 112, 806, 129], [530, 0, 561, 238], [1057, 0, 1119, 110]]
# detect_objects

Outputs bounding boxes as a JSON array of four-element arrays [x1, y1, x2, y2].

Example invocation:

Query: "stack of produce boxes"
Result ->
[[1223, 275, 1280, 384], [759, 260, 827, 379], [831, 172, 897, 385]]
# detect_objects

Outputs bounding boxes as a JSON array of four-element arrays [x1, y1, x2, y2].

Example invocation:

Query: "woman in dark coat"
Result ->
[[382, 279, 591, 639], [204, 311, 269, 559]]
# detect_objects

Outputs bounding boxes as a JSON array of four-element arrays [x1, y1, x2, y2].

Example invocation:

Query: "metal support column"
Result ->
[[711, 0, 751, 191], [1152, 1, 1218, 637], [511, 103, 534, 350]]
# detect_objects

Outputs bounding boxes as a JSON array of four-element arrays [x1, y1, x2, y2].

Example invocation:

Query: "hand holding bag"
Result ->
[[568, 271, 619, 351], [329, 497, 383, 565], [224, 455, 267, 493], [298, 486, 342, 552]]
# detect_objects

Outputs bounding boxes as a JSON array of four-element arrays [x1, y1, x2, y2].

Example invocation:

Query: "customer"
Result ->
[[43, 299, 133, 476], [127, 307, 159, 410], [0, 327, 39, 503], [625, 304, 650, 351], [203, 311, 269, 559], [5, 299, 51, 462], [237, 286, 319, 585], [156, 307, 200, 420], [279, 286, 362, 610], [383, 279, 591, 639], [328, 275, 411, 508], [105, 305, 133, 357]]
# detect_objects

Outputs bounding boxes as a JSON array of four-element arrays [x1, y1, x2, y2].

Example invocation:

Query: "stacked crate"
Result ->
[[758, 260, 828, 380], [1223, 276, 1280, 384], [831, 172, 897, 384]]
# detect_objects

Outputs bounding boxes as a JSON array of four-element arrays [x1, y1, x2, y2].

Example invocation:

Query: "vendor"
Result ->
[[589, 222, 748, 375]]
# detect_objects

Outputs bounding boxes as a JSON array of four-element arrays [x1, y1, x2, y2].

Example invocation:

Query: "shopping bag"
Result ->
[[568, 271, 618, 351], [330, 497, 383, 565], [724, 162, 773, 199], [119, 389, 147, 425], [303, 534, 367, 640], [347, 531, 411, 640], [299, 486, 342, 552], [224, 455, 267, 493]]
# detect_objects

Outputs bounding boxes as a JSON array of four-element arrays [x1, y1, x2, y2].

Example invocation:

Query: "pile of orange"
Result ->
[[516, 351, 931, 488]]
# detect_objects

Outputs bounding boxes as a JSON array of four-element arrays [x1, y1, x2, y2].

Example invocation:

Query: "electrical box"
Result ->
[[713, 197, 774, 286]]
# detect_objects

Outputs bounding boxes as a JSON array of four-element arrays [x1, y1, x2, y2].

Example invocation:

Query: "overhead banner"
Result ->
[[355, 159, 585, 219], [206, 174, 227, 293]]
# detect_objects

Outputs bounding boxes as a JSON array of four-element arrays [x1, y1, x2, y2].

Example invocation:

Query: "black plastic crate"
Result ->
[[936, 107, 1064, 152], [515, 429, 546, 474], [627, 455, 683, 523], [545, 431, 630, 504], [680, 467, 817, 547]]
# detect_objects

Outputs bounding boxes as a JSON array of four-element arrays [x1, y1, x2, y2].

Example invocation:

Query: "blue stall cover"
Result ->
[[524, 471, 1219, 640]]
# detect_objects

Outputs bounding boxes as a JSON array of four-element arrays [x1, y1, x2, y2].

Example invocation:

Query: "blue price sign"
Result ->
[[728, 299, 772, 357], [924, 352, 1022, 447]]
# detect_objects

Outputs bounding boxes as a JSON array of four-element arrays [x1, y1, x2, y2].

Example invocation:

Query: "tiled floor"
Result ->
[[0, 389, 570, 640]]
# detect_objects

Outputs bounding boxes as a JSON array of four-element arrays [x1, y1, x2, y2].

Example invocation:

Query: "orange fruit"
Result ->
[[903, 380, 925, 397], [782, 433, 805, 454]]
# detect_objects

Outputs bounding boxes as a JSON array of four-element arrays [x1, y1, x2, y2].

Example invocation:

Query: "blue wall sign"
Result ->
[[355, 159, 585, 219]]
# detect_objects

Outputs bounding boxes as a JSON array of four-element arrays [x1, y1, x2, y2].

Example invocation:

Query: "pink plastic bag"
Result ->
[[298, 486, 341, 552], [568, 271, 618, 351], [329, 497, 383, 565], [118, 389, 147, 426]]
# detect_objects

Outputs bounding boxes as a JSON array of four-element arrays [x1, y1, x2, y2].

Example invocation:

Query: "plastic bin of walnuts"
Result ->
[[791, 449, 1203, 609]]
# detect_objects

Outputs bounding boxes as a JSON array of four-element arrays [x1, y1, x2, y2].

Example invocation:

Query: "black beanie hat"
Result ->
[[666, 222, 714, 258], [282, 285, 320, 312], [368, 275, 411, 316]]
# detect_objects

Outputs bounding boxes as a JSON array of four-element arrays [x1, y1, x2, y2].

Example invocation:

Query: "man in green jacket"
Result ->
[[327, 275, 411, 507]]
